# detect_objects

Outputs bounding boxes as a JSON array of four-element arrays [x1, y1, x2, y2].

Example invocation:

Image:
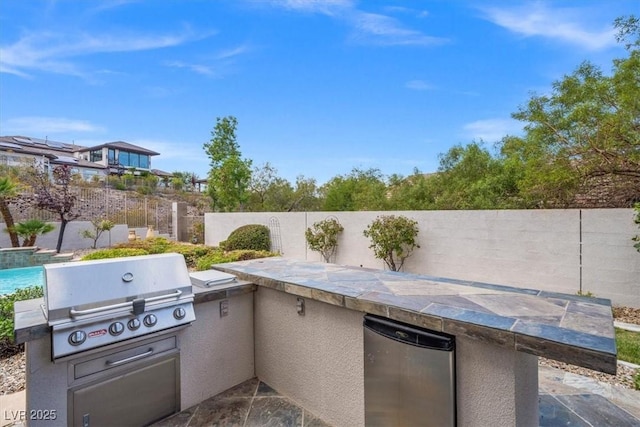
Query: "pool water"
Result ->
[[0, 266, 44, 295]]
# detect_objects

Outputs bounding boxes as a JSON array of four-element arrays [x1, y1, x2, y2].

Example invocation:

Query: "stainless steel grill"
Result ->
[[42, 253, 196, 360]]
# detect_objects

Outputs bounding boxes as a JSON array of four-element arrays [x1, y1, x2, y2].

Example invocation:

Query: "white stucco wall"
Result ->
[[456, 336, 538, 427], [254, 287, 539, 427], [24, 336, 68, 426], [581, 209, 640, 304], [254, 287, 365, 427], [205, 209, 640, 307], [180, 292, 255, 409], [0, 222, 130, 252]]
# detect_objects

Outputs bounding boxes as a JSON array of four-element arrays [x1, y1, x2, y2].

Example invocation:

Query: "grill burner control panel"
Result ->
[[52, 302, 195, 359]]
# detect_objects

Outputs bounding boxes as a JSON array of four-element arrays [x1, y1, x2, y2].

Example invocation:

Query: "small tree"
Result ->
[[11, 219, 55, 247], [363, 215, 420, 272], [81, 218, 115, 249], [305, 218, 344, 263], [30, 165, 80, 253]]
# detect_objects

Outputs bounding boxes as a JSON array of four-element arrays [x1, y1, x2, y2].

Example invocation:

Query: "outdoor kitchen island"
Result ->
[[209, 257, 617, 427], [14, 257, 617, 427]]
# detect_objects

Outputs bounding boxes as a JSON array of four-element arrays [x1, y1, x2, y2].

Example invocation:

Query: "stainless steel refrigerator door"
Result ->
[[364, 324, 456, 427]]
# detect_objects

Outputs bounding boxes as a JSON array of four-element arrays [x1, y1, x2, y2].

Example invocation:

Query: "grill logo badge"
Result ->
[[88, 329, 107, 338]]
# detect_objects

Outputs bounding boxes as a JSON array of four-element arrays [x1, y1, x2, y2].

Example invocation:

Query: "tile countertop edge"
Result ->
[[211, 262, 618, 375]]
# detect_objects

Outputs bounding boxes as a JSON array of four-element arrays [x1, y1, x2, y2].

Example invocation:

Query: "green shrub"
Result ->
[[305, 218, 344, 262], [171, 244, 218, 269], [114, 237, 173, 254], [363, 215, 420, 272], [220, 224, 271, 252], [1, 286, 44, 356], [634, 371, 640, 391], [81, 248, 149, 260], [195, 249, 275, 271]]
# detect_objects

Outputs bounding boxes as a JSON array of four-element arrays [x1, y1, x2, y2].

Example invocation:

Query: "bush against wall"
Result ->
[[363, 214, 420, 272], [305, 217, 344, 262], [220, 224, 271, 251]]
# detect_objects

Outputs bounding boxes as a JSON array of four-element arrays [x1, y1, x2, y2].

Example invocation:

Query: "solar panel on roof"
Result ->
[[55, 156, 78, 164], [13, 137, 33, 144], [46, 140, 65, 148], [0, 142, 22, 149]]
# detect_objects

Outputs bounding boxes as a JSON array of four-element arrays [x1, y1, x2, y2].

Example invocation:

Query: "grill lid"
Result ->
[[44, 253, 193, 324]]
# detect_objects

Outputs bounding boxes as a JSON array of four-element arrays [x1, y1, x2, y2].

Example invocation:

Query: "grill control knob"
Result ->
[[109, 322, 125, 336], [68, 330, 86, 346], [128, 318, 141, 330], [143, 314, 157, 327], [173, 307, 186, 320]]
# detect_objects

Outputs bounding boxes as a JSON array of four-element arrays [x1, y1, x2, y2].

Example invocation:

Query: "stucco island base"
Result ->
[[254, 287, 538, 427]]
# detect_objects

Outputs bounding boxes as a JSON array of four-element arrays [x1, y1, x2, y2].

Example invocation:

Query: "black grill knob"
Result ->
[[173, 307, 186, 320], [68, 330, 86, 346], [128, 318, 141, 330], [109, 322, 125, 336], [143, 314, 157, 327]]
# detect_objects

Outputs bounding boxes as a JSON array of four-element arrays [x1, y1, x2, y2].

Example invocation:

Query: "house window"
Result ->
[[90, 150, 103, 162], [119, 151, 130, 166], [111, 150, 150, 169], [108, 148, 116, 165]]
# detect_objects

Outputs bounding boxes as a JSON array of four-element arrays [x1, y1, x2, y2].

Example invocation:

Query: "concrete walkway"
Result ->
[[539, 365, 640, 426], [0, 391, 25, 427]]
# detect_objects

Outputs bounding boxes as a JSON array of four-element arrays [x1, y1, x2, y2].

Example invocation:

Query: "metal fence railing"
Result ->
[[10, 187, 174, 235]]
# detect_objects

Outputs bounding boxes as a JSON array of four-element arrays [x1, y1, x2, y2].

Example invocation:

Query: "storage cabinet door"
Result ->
[[71, 356, 178, 427]]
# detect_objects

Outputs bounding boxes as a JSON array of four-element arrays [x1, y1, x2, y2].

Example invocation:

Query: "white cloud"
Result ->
[[349, 12, 448, 46], [463, 118, 523, 142], [164, 44, 250, 77], [264, 0, 353, 16], [383, 6, 430, 19], [405, 80, 435, 91], [262, 1, 447, 47], [164, 61, 218, 76], [480, 3, 616, 51], [2, 117, 105, 134], [0, 28, 213, 78], [215, 44, 251, 60]]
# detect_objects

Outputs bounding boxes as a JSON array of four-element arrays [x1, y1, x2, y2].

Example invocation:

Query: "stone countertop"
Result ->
[[12, 281, 256, 345], [211, 258, 617, 375]]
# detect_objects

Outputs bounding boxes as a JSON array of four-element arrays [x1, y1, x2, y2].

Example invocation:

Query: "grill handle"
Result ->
[[69, 290, 183, 318], [105, 348, 154, 367]]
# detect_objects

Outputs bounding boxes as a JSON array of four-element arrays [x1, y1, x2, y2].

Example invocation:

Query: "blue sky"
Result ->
[[1, 1, 637, 185]]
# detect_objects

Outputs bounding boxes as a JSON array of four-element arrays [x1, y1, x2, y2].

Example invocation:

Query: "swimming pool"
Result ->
[[0, 266, 44, 295]]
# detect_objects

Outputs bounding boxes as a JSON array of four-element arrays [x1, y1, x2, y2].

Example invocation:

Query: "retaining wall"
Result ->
[[205, 209, 640, 308], [0, 222, 130, 253]]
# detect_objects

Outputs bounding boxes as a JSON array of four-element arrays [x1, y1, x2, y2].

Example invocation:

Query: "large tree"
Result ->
[[321, 168, 388, 211], [203, 116, 252, 211], [506, 15, 640, 207], [431, 142, 522, 209]]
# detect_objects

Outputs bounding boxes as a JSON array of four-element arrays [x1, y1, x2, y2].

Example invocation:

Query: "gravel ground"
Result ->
[[0, 350, 25, 395], [1, 306, 639, 395]]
